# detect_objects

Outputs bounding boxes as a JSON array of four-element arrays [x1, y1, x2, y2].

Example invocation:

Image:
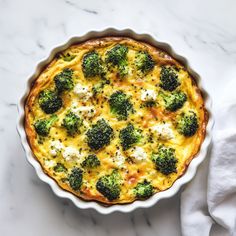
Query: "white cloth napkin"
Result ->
[[180, 101, 236, 236]]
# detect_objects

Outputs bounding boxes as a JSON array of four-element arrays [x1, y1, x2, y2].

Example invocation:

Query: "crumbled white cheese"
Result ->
[[141, 89, 157, 101], [50, 140, 64, 156], [113, 150, 125, 167], [62, 147, 80, 161], [131, 147, 147, 161], [72, 106, 96, 118], [44, 160, 56, 168], [74, 83, 92, 101], [152, 123, 174, 140]]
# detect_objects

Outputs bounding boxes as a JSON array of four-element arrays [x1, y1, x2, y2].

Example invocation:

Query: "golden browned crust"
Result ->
[[24, 37, 208, 205]]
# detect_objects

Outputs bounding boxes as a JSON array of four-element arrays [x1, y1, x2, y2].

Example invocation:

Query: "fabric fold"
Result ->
[[181, 103, 236, 236]]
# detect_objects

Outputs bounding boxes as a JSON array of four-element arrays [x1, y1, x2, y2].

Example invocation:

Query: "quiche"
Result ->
[[25, 37, 208, 204]]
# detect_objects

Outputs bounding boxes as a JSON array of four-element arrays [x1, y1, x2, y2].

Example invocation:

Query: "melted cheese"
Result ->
[[25, 37, 207, 204]]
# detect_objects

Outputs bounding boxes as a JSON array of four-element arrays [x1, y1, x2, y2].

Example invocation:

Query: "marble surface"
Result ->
[[1, 0, 236, 235]]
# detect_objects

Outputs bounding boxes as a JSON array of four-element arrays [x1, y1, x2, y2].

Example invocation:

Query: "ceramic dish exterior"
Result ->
[[17, 28, 213, 214]]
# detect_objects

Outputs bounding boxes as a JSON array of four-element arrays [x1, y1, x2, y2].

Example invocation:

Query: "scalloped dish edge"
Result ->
[[17, 28, 213, 214]]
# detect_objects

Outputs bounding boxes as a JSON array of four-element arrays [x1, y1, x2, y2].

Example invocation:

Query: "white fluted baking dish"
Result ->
[[17, 28, 213, 214]]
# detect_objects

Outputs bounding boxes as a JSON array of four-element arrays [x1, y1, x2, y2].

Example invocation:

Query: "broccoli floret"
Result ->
[[34, 114, 58, 136], [105, 44, 129, 77], [119, 124, 142, 151], [151, 145, 177, 175], [135, 51, 155, 74], [38, 89, 63, 114], [96, 170, 121, 201], [162, 90, 187, 111], [118, 61, 129, 78], [53, 163, 67, 172], [160, 66, 180, 91], [134, 180, 154, 199], [68, 167, 83, 191], [54, 68, 74, 93], [62, 111, 82, 136], [177, 111, 199, 136], [106, 44, 128, 66], [81, 154, 100, 168], [82, 51, 104, 78], [86, 119, 114, 150], [109, 90, 133, 120]]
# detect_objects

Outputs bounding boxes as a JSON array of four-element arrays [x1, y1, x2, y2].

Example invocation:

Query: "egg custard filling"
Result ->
[[25, 37, 208, 204]]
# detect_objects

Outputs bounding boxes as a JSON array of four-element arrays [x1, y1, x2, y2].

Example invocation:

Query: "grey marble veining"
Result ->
[[1, 0, 236, 235]]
